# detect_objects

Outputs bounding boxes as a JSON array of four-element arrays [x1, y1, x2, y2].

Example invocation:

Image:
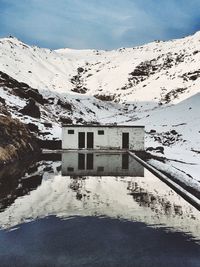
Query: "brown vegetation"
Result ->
[[0, 115, 40, 167]]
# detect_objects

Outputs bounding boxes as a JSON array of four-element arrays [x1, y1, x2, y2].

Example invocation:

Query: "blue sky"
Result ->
[[0, 0, 200, 49]]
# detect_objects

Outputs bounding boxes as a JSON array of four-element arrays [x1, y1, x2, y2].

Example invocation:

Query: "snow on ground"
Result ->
[[138, 93, 200, 150], [136, 93, 200, 185], [149, 159, 200, 191]]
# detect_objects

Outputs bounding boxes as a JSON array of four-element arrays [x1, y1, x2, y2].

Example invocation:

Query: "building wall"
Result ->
[[62, 126, 144, 151]]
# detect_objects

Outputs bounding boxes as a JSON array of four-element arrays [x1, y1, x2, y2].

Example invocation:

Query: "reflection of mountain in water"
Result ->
[[0, 155, 199, 242], [62, 152, 144, 177], [127, 182, 183, 216], [0, 160, 42, 212], [0, 159, 61, 212]]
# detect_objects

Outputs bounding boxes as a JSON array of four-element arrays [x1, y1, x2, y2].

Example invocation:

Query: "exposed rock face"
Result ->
[[0, 71, 47, 105], [19, 99, 41, 118], [0, 115, 40, 167], [71, 67, 88, 94], [94, 94, 116, 101]]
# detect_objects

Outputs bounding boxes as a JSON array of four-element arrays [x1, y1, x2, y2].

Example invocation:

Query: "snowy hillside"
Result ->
[[138, 93, 200, 151], [136, 93, 200, 185], [0, 71, 134, 141], [0, 32, 200, 109]]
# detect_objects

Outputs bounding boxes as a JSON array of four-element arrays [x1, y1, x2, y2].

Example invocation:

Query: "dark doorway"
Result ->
[[122, 133, 129, 149], [86, 153, 94, 170], [78, 153, 85, 170], [78, 132, 85, 149], [87, 132, 94, 149], [122, 154, 129, 169]]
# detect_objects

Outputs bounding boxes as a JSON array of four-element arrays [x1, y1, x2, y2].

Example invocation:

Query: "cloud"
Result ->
[[0, 0, 200, 49]]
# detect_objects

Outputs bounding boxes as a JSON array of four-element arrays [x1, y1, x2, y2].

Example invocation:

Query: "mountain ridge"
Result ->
[[0, 31, 200, 109]]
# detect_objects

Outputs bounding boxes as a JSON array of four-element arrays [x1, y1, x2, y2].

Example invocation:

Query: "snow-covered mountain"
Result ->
[[0, 31, 199, 123], [137, 92, 200, 185], [0, 32, 200, 186], [0, 32, 200, 108]]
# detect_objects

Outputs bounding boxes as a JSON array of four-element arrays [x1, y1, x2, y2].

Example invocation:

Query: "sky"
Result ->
[[0, 0, 200, 50]]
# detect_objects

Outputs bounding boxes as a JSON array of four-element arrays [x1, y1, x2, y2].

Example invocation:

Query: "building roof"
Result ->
[[62, 124, 145, 128]]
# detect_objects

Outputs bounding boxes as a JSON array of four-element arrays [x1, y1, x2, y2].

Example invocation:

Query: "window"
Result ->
[[68, 130, 74, 134], [98, 130, 104, 135]]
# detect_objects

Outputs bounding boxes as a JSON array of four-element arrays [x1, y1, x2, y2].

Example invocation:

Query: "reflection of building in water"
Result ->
[[62, 152, 144, 177], [62, 125, 144, 151]]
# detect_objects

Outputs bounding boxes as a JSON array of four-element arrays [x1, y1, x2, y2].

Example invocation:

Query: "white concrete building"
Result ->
[[62, 125, 144, 151]]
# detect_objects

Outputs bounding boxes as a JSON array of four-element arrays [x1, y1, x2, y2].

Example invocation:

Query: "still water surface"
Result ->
[[0, 152, 200, 267]]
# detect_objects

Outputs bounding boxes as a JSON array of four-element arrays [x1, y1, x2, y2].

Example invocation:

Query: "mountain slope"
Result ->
[[138, 93, 200, 150], [0, 71, 135, 141], [0, 32, 200, 109], [136, 93, 200, 181]]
